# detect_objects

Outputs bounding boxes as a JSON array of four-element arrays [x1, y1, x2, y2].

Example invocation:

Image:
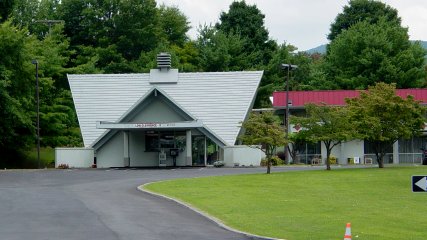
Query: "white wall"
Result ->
[[97, 132, 124, 168], [224, 146, 265, 167], [55, 148, 94, 168], [339, 140, 364, 164], [320, 140, 364, 164]]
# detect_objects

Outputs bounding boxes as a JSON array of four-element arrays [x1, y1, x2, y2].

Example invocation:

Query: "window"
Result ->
[[145, 131, 159, 152], [160, 132, 174, 149], [145, 131, 186, 152]]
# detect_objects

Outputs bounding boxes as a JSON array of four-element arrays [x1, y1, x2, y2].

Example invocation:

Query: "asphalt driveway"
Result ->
[[0, 167, 317, 240]]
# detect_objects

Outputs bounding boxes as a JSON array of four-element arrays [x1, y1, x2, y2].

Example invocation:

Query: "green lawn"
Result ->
[[144, 166, 427, 240], [25, 147, 55, 168]]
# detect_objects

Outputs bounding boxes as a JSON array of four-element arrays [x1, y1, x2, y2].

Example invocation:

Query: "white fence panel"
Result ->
[[55, 148, 94, 168]]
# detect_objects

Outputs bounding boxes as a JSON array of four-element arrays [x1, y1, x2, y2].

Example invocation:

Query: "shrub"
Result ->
[[260, 156, 284, 166], [57, 163, 69, 169], [271, 156, 284, 166], [260, 158, 268, 166]]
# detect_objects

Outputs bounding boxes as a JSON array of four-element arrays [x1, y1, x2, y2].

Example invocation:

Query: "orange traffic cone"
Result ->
[[344, 223, 351, 240]]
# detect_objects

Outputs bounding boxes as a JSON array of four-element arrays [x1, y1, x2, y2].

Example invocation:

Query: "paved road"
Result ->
[[0, 167, 321, 240]]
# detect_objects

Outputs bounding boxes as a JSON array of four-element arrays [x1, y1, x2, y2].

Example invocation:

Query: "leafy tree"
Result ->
[[0, 0, 14, 22], [171, 41, 200, 72], [158, 5, 190, 47], [196, 25, 247, 72], [114, 0, 161, 60], [59, 0, 119, 48], [240, 112, 287, 174], [328, 0, 401, 41], [326, 19, 426, 89], [0, 21, 35, 165], [346, 83, 426, 168], [216, 0, 277, 67], [291, 104, 354, 170], [253, 43, 295, 108], [29, 24, 82, 147]]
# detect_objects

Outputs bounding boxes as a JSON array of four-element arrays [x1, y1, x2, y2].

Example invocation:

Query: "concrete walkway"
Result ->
[[1, 167, 304, 240]]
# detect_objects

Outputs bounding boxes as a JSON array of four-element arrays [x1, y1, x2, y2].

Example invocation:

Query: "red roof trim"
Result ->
[[273, 89, 427, 108]]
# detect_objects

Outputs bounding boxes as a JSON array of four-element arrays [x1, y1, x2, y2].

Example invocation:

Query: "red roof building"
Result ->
[[271, 88, 427, 166], [273, 89, 427, 108]]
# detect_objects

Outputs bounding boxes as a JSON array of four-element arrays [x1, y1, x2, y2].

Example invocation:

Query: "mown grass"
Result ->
[[25, 147, 55, 168], [144, 166, 427, 240]]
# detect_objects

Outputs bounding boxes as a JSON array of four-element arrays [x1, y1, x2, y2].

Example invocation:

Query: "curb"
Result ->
[[137, 182, 284, 240]]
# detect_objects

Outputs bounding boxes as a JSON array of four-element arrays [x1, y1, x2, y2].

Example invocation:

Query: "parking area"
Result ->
[[0, 167, 301, 240]]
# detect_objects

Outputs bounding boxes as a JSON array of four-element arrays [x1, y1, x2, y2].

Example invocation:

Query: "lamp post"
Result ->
[[281, 63, 298, 164], [32, 60, 40, 169]]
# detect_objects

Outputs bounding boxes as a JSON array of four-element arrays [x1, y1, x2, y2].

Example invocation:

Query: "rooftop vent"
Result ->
[[150, 52, 178, 84], [157, 52, 171, 70]]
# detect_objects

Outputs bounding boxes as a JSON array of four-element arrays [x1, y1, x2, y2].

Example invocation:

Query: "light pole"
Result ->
[[281, 63, 298, 164], [32, 60, 40, 169]]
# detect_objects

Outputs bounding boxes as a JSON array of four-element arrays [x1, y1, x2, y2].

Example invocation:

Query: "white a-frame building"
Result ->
[[62, 53, 263, 168]]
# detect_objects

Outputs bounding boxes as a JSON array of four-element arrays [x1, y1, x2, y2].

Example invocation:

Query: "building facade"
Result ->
[[63, 54, 264, 168], [272, 89, 427, 165]]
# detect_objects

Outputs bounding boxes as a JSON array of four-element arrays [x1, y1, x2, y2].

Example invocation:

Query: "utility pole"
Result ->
[[32, 60, 40, 169], [281, 63, 298, 164]]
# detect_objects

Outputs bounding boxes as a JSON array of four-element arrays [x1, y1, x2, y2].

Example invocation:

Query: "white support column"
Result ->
[[124, 131, 130, 167], [393, 140, 399, 164], [186, 130, 192, 166]]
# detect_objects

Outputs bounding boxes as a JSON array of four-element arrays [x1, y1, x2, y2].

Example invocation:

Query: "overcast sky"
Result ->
[[157, 0, 427, 51]]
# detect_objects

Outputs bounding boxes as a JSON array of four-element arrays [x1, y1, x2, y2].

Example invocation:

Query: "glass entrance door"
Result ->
[[192, 136, 205, 166]]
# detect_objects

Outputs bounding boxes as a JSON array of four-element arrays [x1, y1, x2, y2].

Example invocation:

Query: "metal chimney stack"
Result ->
[[157, 52, 171, 70]]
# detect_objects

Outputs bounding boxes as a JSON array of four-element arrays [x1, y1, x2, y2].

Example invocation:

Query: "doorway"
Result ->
[[192, 136, 205, 166]]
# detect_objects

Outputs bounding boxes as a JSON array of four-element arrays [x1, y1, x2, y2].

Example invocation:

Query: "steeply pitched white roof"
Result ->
[[68, 71, 263, 147]]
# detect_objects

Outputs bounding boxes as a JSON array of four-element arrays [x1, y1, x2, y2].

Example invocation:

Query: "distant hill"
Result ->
[[304, 41, 427, 55], [304, 44, 327, 54]]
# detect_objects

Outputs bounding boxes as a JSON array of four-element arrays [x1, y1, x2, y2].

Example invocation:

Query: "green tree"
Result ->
[[30, 24, 82, 147], [216, 0, 277, 67], [326, 19, 426, 89], [328, 0, 401, 41], [346, 82, 426, 168], [291, 104, 354, 170], [0, 0, 14, 22], [253, 43, 295, 108], [240, 112, 287, 174], [59, 0, 119, 48], [196, 25, 247, 72], [158, 5, 190, 47], [0, 21, 35, 165], [114, 0, 161, 60]]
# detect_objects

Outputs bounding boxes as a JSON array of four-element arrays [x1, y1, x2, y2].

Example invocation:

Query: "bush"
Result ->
[[260, 156, 284, 166], [260, 158, 268, 166], [57, 163, 69, 169], [271, 156, 284, 166], [213, 161, 224, 168]]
